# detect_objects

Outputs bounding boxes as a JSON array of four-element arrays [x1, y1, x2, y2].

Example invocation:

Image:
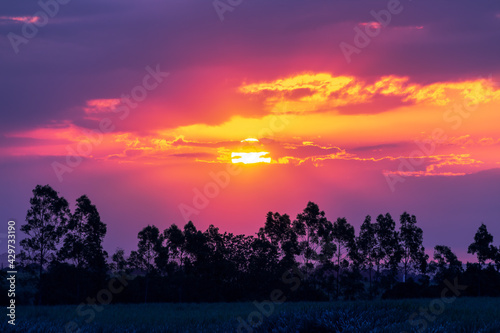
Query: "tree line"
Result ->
[[2, 184, 500, 305]]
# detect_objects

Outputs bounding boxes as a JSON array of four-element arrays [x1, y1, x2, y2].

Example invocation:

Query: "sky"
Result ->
[[1, 0, 500, 261]]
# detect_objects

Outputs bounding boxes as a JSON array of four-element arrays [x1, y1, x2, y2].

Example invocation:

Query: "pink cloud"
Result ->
[[359, 22, 382, 29], [84, 99, 121, 114], [0, 16, 39, 24]]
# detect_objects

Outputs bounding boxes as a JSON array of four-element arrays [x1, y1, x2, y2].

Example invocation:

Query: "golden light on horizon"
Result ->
[[231, 152, 271, 164], [231, 138, 271, 164]]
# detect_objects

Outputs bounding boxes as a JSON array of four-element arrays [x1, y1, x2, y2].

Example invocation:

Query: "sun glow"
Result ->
[[231, 152, 271, 164]]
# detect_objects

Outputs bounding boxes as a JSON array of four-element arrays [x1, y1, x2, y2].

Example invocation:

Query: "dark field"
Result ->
[[3, 297, 500, 332]]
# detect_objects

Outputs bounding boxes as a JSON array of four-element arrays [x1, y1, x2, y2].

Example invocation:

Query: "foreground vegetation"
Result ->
[[2, 298, 500, 332], [13, 185, 500, 306]]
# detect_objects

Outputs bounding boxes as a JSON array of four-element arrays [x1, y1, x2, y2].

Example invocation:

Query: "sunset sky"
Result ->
[[1, 0, 500, 260]]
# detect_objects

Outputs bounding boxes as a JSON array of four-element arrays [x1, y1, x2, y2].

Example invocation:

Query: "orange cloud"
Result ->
[[2, 72, 499, 181], [239, 73, 500, 114]]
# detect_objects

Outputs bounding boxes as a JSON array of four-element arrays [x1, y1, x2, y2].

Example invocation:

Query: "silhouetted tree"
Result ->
[[431, 245, 462, 284], [183, 221, 210, 266], [293, 202, 330, 274], [20, 185, 70, 304], [163, 224, 186, 268], [18, 188, 500, 305], [341, 265, 365, 300], [130, 226, 158, 272], [203, 225, 236, 301], [160, 224, 188, 301], [58, 195, 108, 301], [331, 217, 355, 298], [130, 225, 162, 302], [248, 237, 279, 297], [374, 213, 400, 289], [495, 247, 500, 272], [111, 248, 128, 273], [357, 215, 378, 297], [467, 223, 498, 296], [59, 195, 108, 268], [258, 212, 300, 268], [468, 224, 496, 265], [220, 233, 253, 299], [399, 212, 427, 282]]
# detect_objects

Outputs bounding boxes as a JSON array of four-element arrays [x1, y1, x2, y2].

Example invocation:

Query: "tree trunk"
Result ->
[[38, 247, 44, 305], [478, 269, 481, 297], [403, 260, 407, 283], [336, 243, 341, 298], [178, 285, 183, 302], [145, 275, 149, 303], [368, 266, 372, 298], [38, 262, 43, 305]]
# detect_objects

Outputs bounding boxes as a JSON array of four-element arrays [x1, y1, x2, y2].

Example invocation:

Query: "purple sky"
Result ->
[[1, 0, 500, 261]]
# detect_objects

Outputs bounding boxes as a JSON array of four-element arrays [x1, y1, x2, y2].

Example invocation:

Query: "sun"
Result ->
[[231, 138, 271, 164], [231, 152, 271, 164]]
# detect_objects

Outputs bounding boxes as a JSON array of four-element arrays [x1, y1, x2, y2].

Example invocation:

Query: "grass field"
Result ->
[[2, 298, 500, 332]]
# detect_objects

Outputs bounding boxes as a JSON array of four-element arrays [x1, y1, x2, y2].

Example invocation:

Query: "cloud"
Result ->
[[383, 153, 483, 178], [239, 73, 500, 115], [170, 152, 216, 159], [1, 0, 500, 140], [0, 16, 39, 24], [84, 99, 121, 114]]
